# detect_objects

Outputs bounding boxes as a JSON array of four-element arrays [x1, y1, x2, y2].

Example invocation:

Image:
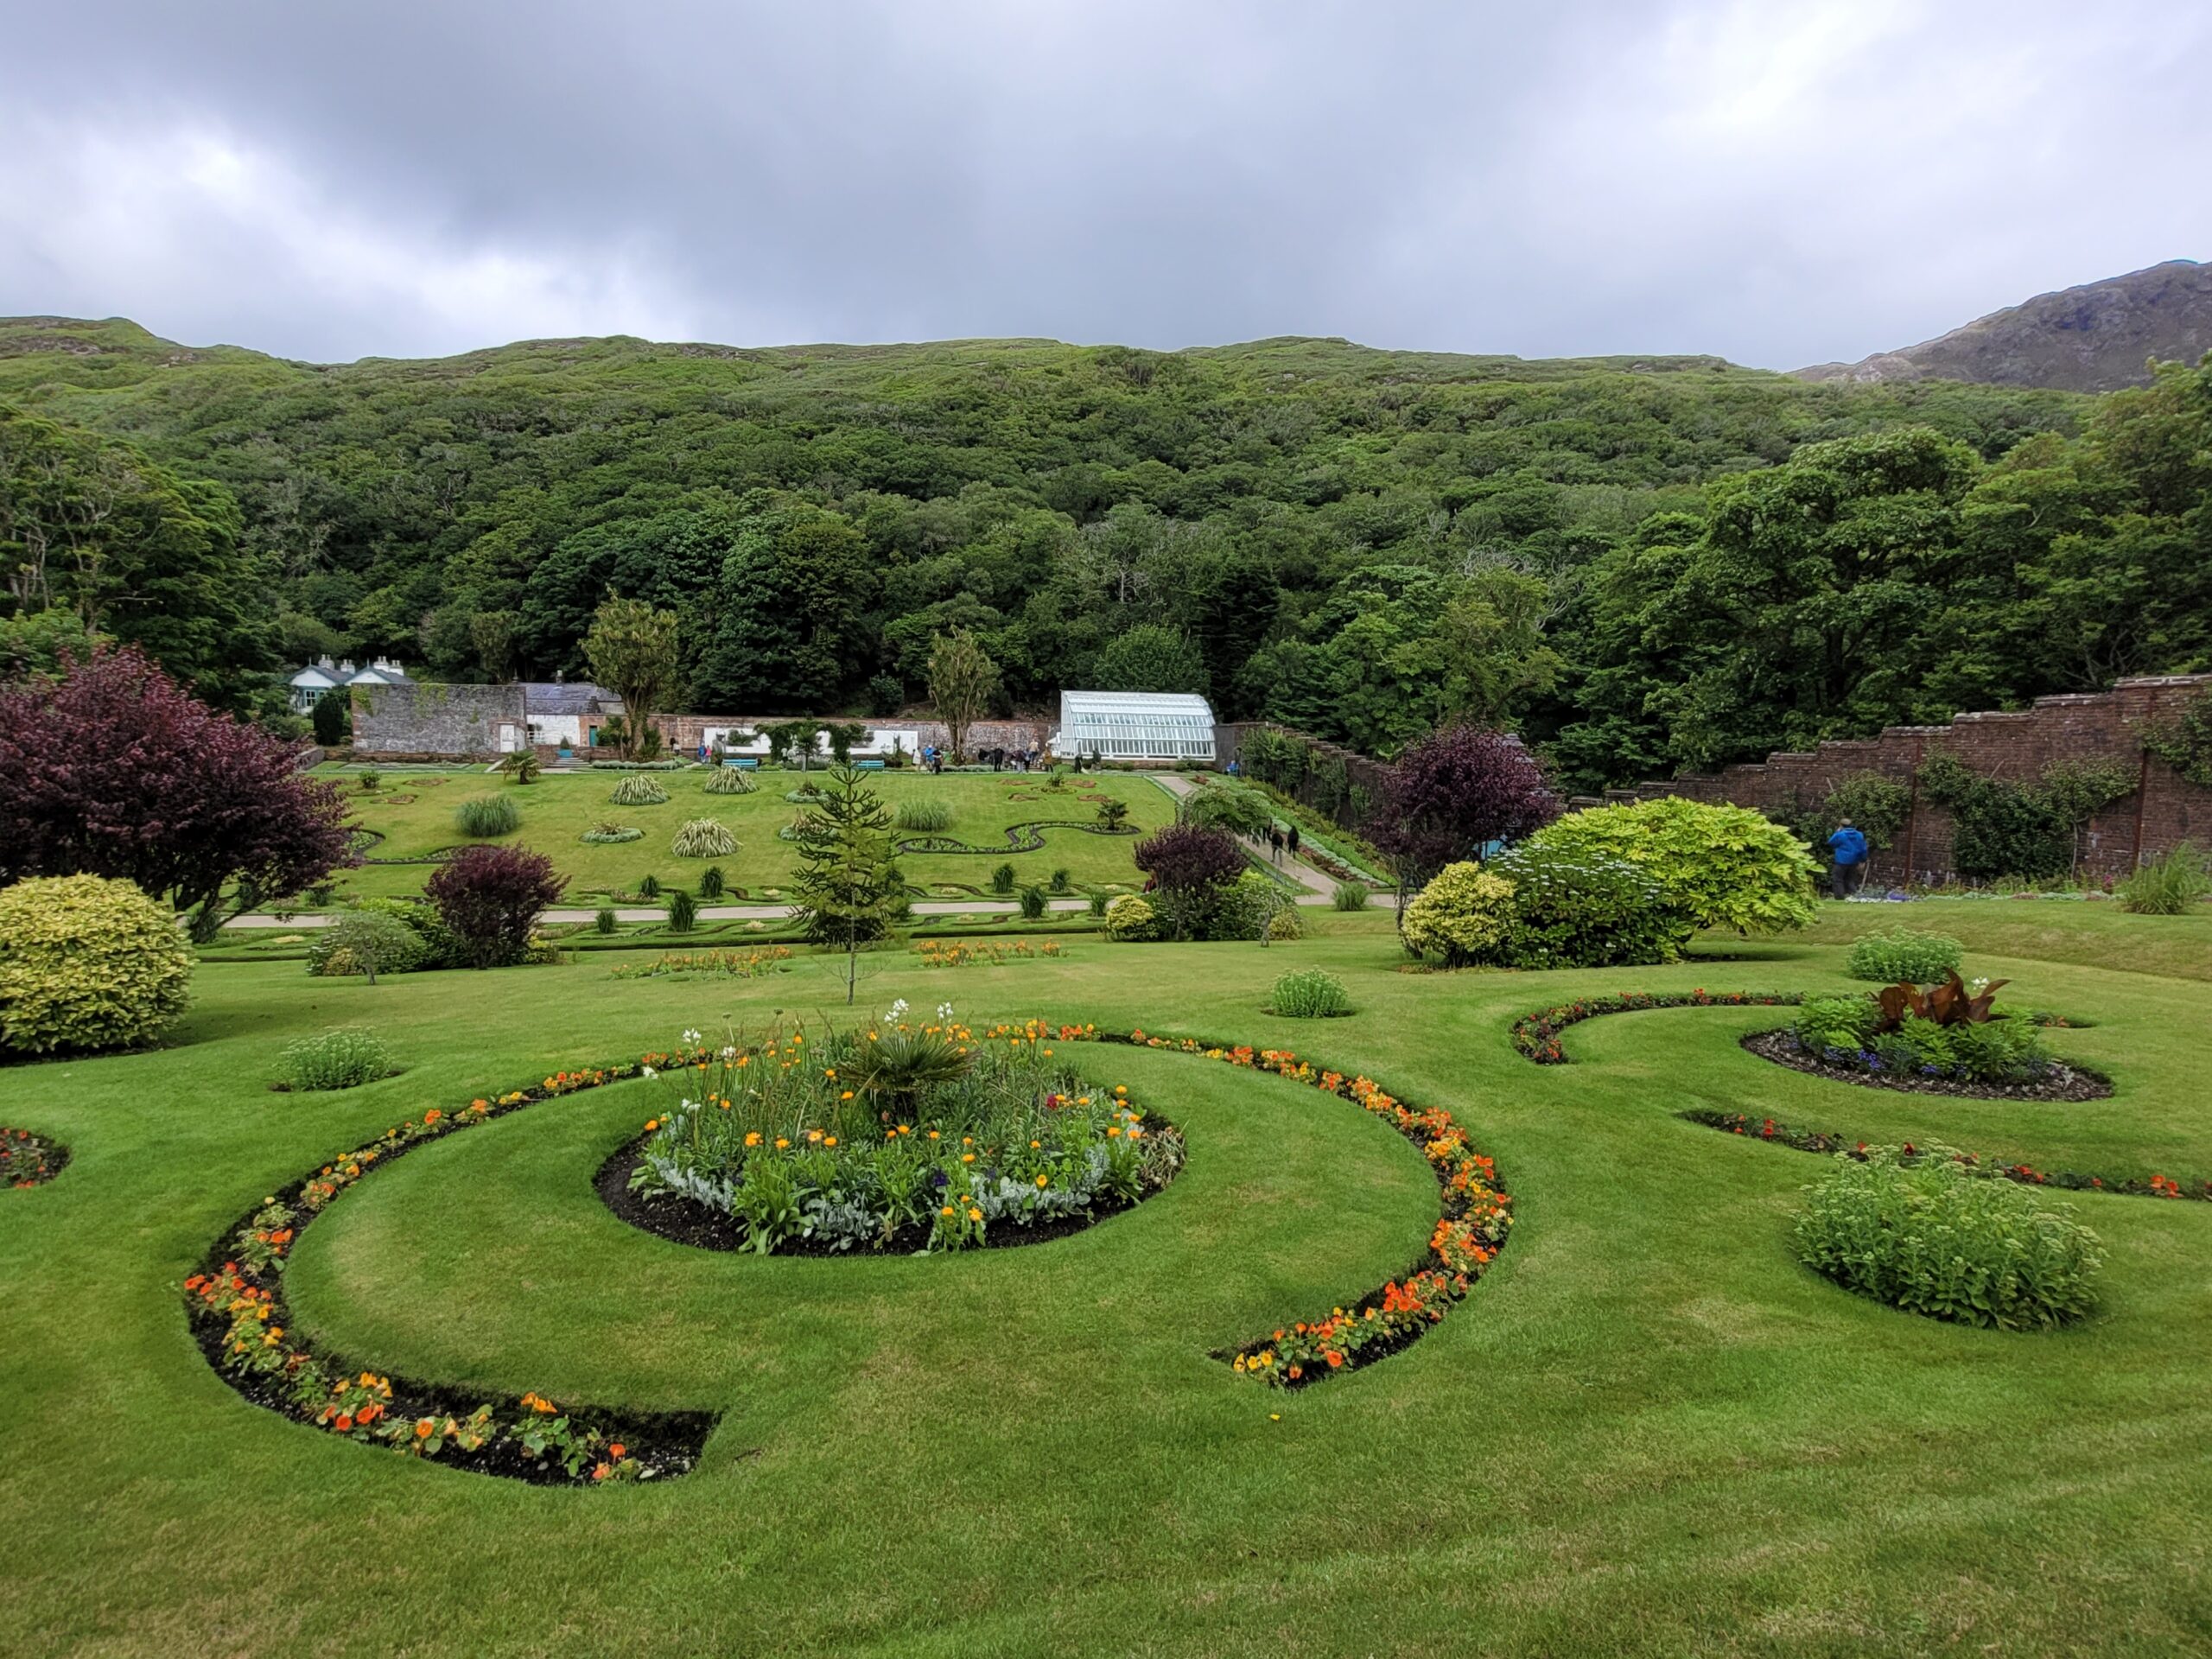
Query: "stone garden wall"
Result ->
[[351, 683, 527, 757], [1613, 675, 2212, 884]]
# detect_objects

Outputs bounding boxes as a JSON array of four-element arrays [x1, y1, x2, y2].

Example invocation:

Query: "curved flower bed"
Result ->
[[1685, 1109, 2210, 1202], [182, 1063, 715, 1486], [893, 820, 1137, 856], [1110, 1030, 1514, 1388], [3, 1126, 68, 1187], [1511, 990, 1804, 1064]]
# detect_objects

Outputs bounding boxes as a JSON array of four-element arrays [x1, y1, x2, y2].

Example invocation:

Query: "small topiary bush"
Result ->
[[594, 906, 618, 935], [990, 862, 1017, 895], [0, 874, 194, 1054], [1017, 885, 1048, 920], [1794, 1146, 2103, 1329], [277, 1027, 396, 1091], [1210, 869, 1287, 941], [1522, 798, 1818, 937], [1103, 894, 1159, 942], [307, 908, 429, 980], [1400, 863, 1516, 968], [1270, 968, 1350, 1018], [453, 793, 521, 837], [639, 874, 661, 899], [895, 798, 954, 832], [2118, 844, 2211, 915], [1846, 929, 1966, 983], [609, 774, 670, 806], [667, 889, 698, 932], [671, 817, 738, 858], [1332, 880, 1370, 912], [702, 766, 755, 795]]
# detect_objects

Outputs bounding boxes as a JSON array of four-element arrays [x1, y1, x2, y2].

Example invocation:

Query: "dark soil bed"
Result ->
[[595, 1130, 1173, 1255], [1741, 1028, 2112, 1102]]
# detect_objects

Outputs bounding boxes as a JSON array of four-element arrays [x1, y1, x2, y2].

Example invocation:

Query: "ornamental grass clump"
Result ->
[[628, 1012, 1183, 1253], [1846, 929, 1966, 982], [1331, 880, 1370, 912], [702, 766, 754, 795], [609, 774, 670, 806], [1270, 969, 1351, 1018], [277, 1027, 397, 1091], [670, 817, 738, 858], [894, 798, 954, 833], [666, 889, 697, 933], [2118, 844, 2211, 915], [1794, 1144, 2103, 1328], [0, 874, 194, 1054], [453, 793, 521, 838]]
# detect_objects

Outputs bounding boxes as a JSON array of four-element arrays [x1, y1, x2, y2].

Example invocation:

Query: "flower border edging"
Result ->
[[1511, 990, 1805, 1064]]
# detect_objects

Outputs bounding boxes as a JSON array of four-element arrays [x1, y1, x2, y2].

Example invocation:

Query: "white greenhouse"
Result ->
[[1052, 690, 1217, 762]]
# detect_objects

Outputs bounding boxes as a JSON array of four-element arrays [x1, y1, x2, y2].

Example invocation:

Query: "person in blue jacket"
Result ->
[[1825, 819, 1869, 899]]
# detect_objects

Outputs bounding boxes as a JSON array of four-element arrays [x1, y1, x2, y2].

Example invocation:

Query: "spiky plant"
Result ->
[[609, 774, 670, 806], [703, 766, 755, 796], [671, 817, 738, 858]]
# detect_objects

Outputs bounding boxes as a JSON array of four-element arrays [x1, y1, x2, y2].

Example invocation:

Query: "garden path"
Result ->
[[1151, 773, 1349, 902]]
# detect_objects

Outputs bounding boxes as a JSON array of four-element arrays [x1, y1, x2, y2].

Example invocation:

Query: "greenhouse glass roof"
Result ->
[[1053, 690, 1217, 760]]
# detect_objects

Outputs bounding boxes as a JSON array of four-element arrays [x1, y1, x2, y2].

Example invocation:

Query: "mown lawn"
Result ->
[[3, 912, 2209, 1656], [324, 766, 1179, 904]]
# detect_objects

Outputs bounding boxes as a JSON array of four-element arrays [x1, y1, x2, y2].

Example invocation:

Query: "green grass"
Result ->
[[4, 910, 2211, 1654], [1781, 895, 2212, 981], [324, 769, 1175, 905]]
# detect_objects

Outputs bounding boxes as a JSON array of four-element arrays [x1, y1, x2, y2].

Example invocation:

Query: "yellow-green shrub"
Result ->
[[1521, 798, 1818, 936], [0, 874, 194, 1053], [1103, 894, 1159, 942], [1401, 863, 1516, 967]]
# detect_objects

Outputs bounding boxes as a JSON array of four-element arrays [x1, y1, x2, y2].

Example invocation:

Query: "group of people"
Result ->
[[914, 744, 1043, 772]]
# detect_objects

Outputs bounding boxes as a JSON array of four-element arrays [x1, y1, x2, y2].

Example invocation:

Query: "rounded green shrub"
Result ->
[[671, 817, 738, 858], [698, 866, 727, 899], [1488, 844, 1681, 969], [1103, 894, 1158, 942], [894, 798, 954, 833], [1265, 905, 1304, 942], [594, 906, 619, 936], [1522, 798, 1819, 937], [1401, 863, 1516, 967], [277, 1027, 396, 1091], [1211, 869, 1287, 941], [307, 909, 429, 979], [609, 774, 670, 806], [1270, 968, 1350, 1018], [1795, 1146, 2102, 1329], [453, 793, 521, 837], [1846, 929, 1966, 983], [0, 874, 194, 1054]]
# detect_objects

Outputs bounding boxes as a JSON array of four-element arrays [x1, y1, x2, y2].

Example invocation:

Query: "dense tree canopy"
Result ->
[[2, 319, 2203, 785]]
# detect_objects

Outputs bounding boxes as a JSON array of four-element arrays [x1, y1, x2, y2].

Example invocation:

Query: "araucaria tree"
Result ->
[[0, 645, 354, 938], [424, 845, 567, 969], [790, 766, 907, 1002], [582, 593, 680, 760], [1367, 724, 1558, 925], [927, 628, 1001, 766]]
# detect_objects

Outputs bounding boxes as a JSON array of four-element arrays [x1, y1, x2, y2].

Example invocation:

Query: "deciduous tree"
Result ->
[[582, 593, 679, 760]]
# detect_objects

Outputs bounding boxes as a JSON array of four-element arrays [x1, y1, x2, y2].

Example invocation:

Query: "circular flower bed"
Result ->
[[1741, 1028, 2110, 1101], [2, 1125, 67, 1186], [603, 1011, 1185, 1255]]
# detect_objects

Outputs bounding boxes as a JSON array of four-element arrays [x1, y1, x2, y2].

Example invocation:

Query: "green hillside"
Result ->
[[2, 315, 2204, 789]]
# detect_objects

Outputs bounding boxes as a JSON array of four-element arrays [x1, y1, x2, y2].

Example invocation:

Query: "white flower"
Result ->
[[721, 1045, 738, 1061], [937, 1001, 956, 1021], [682, 1028, 702, 1046], [886, 998, 910, 1020], [641, 1065, 657, 1079]]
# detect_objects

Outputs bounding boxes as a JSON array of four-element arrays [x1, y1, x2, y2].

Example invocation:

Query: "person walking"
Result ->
[[1825, 818, 1870, 900]]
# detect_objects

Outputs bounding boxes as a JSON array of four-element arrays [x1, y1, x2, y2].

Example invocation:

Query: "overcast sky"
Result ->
[[3, 1, 2206, 370]]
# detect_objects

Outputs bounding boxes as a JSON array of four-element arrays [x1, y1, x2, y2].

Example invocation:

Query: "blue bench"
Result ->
[[855, 758, 886, 771], [729, 757, 760, 769]]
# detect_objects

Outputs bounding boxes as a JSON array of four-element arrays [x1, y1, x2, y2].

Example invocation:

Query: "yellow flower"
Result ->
[[841, 1090, 855, 1100], [824, 1135, 837, 1147], [940, 1205, 956, 1218], [775, 1137, 790, 1149], [1034, 1173, 1049, 1188], [967, 1208, 982, 1223], [962, 1153, 975, 1164]]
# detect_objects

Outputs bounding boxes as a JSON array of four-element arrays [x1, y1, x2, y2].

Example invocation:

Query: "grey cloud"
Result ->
[[0, 0, 2206, 366]]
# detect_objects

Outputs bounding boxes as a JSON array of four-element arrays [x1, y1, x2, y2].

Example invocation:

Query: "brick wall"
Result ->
[[1620, 675, 2212, 883], [352, 683, 526, 757]]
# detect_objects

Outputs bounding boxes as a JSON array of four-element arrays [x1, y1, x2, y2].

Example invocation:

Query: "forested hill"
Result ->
[[2, 315, 2205, 792]]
